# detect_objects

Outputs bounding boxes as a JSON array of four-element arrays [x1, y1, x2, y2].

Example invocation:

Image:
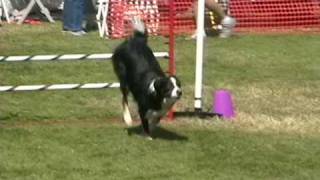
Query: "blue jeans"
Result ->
[[63, 0, 86, 31]]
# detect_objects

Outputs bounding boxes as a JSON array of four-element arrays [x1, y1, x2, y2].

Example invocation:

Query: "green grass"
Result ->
[[1, 22, 320, 179], [1, 122, 320, 180]]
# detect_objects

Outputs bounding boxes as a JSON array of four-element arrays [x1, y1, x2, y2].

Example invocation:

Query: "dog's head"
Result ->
[[152, 76, 182, 100]]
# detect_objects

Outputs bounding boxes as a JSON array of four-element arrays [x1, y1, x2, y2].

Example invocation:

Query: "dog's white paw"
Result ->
[[123, 113, 133, 126], [141, 133, 153, 140], [123, 103, 133, 126], [146, 136, 153, 141]]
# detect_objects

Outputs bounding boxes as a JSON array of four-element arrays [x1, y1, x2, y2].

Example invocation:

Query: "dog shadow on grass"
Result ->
[[126, 125, 188, 141]]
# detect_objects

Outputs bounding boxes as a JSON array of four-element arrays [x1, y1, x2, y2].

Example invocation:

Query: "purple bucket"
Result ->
[[213, 90, 235, 119]]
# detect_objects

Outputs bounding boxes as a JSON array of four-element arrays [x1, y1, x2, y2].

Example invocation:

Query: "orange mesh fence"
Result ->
[[106, 0, 320, 38], [230, 0, 320, 32], [107, 0, 196, 38]]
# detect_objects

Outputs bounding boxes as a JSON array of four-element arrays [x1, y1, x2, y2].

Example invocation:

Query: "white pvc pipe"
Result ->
[[0, 83, 120, 92], [194, 0, 206, 111], [0, 52, 169, 62], [1, 0, 12, 23]]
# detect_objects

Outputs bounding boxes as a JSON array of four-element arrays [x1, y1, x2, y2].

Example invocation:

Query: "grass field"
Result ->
[[1, 23, 320, 179]]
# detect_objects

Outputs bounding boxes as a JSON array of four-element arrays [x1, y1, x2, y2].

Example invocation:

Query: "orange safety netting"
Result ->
[[230, 0, 320, 32], [107, 0, 196, 38], [106, 0, 320, 38]]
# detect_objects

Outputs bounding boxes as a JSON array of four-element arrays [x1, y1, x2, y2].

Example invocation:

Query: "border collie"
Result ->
[[112, 17, 182, 139]]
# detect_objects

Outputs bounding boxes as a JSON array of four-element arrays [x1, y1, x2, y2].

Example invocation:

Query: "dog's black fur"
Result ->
[[112, 18, 181, 138]]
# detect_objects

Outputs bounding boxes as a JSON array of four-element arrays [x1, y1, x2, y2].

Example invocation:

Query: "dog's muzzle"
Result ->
[[171, 88, 182, 99]]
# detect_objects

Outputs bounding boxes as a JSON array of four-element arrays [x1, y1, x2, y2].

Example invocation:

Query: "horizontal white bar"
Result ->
[[106, 83, 120, 88], [14, 85, 46, 91], [0, 83, 120, 92], [81, 83, 119, 89], [47, 84, 80, 90], [0, 52, 169, 62], [154, 52, 169, 58], [87, 53, 113, 59], [31, 55, 58, 61], [0, 86, 13, 91], [58, 54, 86, 60], [5, 56, 30, 61], [81, 83, 109, 89]]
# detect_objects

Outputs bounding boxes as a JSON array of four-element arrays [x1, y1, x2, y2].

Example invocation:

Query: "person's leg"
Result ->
[[204, 0, 225, 23], [193, 0, 225, 23], [205, 0, 236, 38], [83, 0, 97, 31], [190, 0, 210, 39], [73, 0, 86, 31], [63, 0, 86, 35], [192, 0, 236, 38], [63, 0, 74, 30]]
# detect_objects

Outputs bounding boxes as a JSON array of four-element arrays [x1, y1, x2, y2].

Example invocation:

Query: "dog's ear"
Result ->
[[170, 75, 181, 87], [153, 78, 167, 96]]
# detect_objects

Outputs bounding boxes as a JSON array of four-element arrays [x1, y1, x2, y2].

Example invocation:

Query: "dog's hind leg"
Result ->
[[121, 86, 133, 126], [113, 59, 133, 126]]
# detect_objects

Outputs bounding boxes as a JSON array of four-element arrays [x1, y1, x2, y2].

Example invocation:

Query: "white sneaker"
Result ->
[[219, 16, 236, 38], [69, 30, 86, 36]]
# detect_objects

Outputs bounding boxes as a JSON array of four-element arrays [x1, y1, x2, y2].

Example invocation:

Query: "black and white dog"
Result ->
[[112, 17, 182, 139]]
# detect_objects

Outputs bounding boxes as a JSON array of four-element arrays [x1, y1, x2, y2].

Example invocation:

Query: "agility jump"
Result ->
[[0, 52, 168, 93], [0, 52, 169, 62]]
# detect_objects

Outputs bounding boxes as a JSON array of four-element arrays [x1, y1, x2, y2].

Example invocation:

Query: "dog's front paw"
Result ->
[[145, 136, 153, 141], [149, 118, 161, 132], [141, 132, 153, 140], [123, 116, 133, 126]]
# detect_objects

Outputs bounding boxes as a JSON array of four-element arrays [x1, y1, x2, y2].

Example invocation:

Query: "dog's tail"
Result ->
[[131, 16, 147, 38]]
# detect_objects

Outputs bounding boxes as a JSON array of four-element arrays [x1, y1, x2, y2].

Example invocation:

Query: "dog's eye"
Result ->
[[163, 87, 172, 95], [175, 79, 181, 87], [164, 87, 171, 93]]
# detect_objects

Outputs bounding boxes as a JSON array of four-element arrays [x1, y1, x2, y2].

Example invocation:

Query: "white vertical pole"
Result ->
[[1, 0, 12, 23], [194, 0, 206, 111]]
